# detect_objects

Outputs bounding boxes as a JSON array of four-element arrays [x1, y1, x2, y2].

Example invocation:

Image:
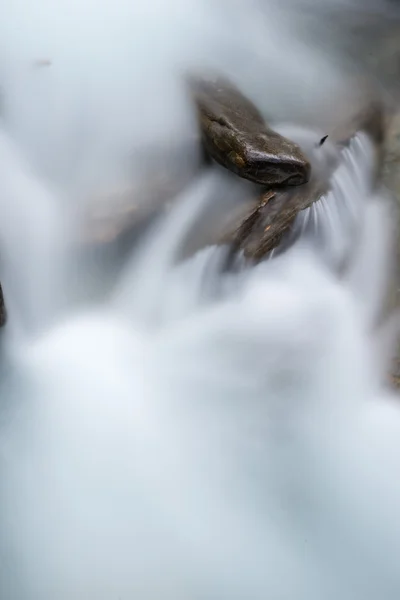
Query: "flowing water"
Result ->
[[1, 1, 400, 599]]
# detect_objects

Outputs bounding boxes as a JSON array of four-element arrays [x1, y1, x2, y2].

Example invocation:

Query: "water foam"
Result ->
[[0, 122, 399, 598], [1, 1, 400, 598]]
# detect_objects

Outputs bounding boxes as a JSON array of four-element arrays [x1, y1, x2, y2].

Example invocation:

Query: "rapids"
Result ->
[[1, 1, 400, 599]]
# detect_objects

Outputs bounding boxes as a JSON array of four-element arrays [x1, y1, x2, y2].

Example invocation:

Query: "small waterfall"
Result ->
[[0, 0, 400, 598]]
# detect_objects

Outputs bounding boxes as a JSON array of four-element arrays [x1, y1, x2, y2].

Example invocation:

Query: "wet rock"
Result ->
[[82, 81, 386, 261], [0, 284, 6, 328], [381, 111, 400, 387], [220, 97, 386, 263]]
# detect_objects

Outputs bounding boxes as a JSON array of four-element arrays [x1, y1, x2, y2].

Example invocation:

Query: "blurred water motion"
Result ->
[[0, 1, 400, 599]]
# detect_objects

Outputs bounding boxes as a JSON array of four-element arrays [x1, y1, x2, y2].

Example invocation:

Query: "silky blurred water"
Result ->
[[0, 1, 400, 599]]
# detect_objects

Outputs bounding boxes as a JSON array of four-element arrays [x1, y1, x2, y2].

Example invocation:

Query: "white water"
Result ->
[[1, 1, 400, 599]]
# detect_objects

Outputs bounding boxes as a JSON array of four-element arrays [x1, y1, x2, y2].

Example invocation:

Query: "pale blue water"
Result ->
[[0, 1, 399, 598]]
